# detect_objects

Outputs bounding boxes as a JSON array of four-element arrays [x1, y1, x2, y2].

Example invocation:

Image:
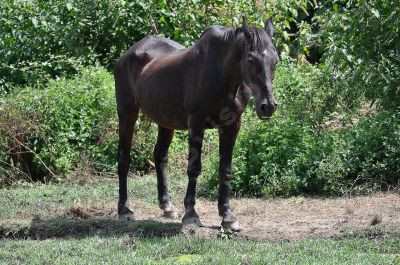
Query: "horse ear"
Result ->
[[265, 17, 274, 37], [242, 16, 252, 41]]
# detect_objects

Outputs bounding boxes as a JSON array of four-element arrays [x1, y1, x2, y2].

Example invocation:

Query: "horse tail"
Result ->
[[114, 52, 141, 113]]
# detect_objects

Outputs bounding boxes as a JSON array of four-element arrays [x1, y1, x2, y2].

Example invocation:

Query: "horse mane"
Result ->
[[194, 25, 269, 57], [221, 26, 270, 52]]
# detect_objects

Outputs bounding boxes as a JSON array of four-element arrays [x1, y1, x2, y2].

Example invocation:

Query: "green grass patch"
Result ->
[[0, 236, 399, 264]]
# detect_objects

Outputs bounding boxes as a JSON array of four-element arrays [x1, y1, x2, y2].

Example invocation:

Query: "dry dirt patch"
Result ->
[[63, 192, 400, 241]]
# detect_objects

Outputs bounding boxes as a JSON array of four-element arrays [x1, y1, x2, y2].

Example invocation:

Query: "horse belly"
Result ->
[[136, 74, 188, 130]]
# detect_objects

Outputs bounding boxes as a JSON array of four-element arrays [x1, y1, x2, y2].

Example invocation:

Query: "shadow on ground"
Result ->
[[0, 217, 183, 240]]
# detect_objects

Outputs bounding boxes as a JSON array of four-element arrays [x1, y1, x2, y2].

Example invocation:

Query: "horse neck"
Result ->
[[221, 37, 247, 94], [191, 28, 246, 96]]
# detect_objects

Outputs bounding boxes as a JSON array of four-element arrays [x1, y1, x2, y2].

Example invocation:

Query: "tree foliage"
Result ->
[[317, 0, 400, 110], [0, 0, 313, 92]]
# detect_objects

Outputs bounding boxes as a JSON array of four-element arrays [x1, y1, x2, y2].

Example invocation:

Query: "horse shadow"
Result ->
[[10, 217, 183, 240]]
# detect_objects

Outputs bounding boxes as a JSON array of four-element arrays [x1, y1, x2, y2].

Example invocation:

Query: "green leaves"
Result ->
[[318, 0, 400, 111], [66, 2, 73, 11], [370, 8, 380, 18], [31, 17, 38, 28]]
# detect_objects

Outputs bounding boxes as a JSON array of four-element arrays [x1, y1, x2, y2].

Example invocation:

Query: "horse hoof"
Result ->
[[163, 209, 180, 219], [160, 203, 180, 219], [221, 220, 242, 232], [182, 215, 203, 227], [118, 207, 134, 220]]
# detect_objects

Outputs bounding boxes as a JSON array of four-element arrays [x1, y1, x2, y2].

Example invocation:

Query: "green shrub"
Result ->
[[203, 109, 400, 198], [0, 67, 157, 185], [203, 111, 350, 197], [344, 111, 400, 189]]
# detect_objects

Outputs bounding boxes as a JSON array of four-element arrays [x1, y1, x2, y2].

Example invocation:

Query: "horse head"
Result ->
[[241, 17, 279, 119]]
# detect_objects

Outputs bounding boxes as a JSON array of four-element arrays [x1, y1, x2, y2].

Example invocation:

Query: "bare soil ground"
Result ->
[[64, 192, 400, 242]]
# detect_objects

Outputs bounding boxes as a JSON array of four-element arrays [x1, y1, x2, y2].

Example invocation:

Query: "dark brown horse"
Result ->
[[114, 18, 278, 231]]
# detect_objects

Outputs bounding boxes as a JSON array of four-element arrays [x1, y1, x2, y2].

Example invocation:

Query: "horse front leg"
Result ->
[[218, 120, 241, 231], [154, 126, 179, 219], [182, 116, 205, 226]]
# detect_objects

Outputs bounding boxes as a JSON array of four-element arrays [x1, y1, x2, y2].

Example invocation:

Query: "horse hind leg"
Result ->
[[154, 126, 179, 219], [116, 107, 138, 220], [115, 57, 140, 220]]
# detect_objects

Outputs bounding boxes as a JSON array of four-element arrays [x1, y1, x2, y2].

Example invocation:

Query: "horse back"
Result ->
[[126, 37, 190, 129]]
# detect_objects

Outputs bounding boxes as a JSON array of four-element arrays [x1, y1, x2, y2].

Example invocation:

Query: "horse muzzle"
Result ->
[[256, 101, 277, 120]]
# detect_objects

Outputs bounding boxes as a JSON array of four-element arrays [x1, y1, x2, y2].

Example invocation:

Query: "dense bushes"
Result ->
[[344, 111, 400, 187], [0, 67, 157, 187], [1, 61, 398, 195], [0, 0, 398, 196], [216, 110, 399, 197]]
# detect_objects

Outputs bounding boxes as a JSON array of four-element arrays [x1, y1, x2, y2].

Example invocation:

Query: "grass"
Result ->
[[0, 174, 400, 264], [1, 236, 399, 264], [0, 174, 187, 221]]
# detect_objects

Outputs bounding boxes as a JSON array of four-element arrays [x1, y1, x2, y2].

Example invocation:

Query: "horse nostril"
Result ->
[[260, 103, 267, 114], [274, 103, 278, 111]]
